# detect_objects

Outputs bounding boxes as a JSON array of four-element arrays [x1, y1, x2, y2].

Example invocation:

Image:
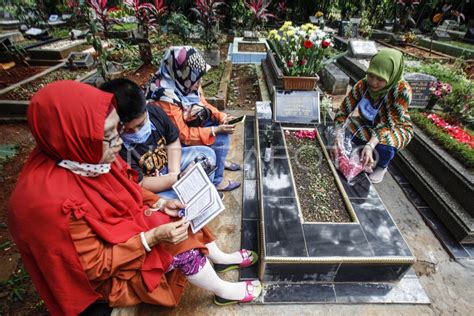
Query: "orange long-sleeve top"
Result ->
[[153, 88, 226, 146]]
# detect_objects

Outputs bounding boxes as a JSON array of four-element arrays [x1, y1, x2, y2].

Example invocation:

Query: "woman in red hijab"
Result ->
[[8, 81, 261, 316]]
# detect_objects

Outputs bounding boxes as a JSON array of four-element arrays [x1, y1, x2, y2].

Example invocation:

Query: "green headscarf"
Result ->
[[366, 48, 404, 99]]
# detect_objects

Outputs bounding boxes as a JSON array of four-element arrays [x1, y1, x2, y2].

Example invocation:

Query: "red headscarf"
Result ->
[[8, 81, 172, 316]]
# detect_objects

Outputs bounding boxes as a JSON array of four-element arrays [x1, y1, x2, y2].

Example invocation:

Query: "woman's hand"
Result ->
[[361, 144, 375, 167], [150, 198, 186, 217], [216, 124, 235, 134], [145, 218, 189, 246], [222, 115, 236, 124]]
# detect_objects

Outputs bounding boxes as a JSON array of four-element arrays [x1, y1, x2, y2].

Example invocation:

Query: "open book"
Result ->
[[172, 163, 225, 233]]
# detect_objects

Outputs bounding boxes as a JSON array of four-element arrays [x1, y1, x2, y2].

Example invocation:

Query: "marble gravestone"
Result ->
[[273, 88, 320, 124], [349, 40, 378, 59], [404, 73, 437, 108]]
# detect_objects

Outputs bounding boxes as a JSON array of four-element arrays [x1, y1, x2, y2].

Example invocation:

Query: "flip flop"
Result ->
[[217, 180, 241, 192], [213, 280, 262, 306], [224, 161, 241, 171], [213, 249, 258, 273]]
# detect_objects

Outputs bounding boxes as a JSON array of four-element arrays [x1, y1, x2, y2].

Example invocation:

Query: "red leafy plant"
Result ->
[[191, 0, 225, 51], [87, 0, 118, 34], [244, 0, 275, 30], [123, 0, 167, 64]]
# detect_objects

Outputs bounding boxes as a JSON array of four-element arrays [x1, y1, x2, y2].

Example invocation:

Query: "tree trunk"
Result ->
[[138, 39, 152, 65]]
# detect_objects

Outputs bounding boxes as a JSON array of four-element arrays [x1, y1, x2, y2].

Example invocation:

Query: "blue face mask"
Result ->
[[357, 91, 387, 125], [358, 97, 378, 123], [121, 113, 154, 147]]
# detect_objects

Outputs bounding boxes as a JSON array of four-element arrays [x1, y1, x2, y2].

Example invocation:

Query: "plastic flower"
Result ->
[[304, 40, 313, 48], [322, 40, 331, 48], [287, 60, 294, 67]]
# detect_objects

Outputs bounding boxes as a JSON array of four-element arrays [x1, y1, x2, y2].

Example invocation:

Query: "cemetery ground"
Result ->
[[1, 2, 474, 314], [1, 110, 473, 315]]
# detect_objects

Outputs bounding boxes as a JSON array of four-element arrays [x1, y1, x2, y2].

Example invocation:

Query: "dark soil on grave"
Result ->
[[238, 42, 267, 52], [285, 132, 351, 223], [403, 45, 447, 59], [0, 124, 47, 315], [0, 68, 92, 100], [0, 65, 49, 90], [227, 65, 261, 110], [123, 63, 158, 88]]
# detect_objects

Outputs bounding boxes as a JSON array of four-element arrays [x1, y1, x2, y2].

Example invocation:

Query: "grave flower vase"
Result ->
[[282, 74, 319, 91]]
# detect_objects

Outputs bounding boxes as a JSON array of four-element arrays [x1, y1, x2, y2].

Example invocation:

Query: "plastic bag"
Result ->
[[325, 126, 373, 182]]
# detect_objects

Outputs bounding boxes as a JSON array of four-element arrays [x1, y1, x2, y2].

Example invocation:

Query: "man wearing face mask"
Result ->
[[333, 49, 414, 183], [100, 79, 217, 199]]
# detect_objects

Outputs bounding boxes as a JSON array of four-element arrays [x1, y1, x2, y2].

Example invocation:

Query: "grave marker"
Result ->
[[349, 40, 378, 59], [273, 88, 320, 124], [404, 72, 437, 108], [319, 63, 349, 95]]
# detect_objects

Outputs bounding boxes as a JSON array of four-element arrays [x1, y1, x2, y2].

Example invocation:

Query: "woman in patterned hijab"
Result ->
[[148, 46, 241, 192]]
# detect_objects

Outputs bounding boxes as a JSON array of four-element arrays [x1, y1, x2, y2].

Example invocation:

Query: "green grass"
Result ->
[[410, 111, 474, 168], [203, 61, 225, 97], [111, 23, 137, 32], [445, 41, 474, 51]]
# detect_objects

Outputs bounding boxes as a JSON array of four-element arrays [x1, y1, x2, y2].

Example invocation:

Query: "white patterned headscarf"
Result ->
[[147, 46, 210, 110]]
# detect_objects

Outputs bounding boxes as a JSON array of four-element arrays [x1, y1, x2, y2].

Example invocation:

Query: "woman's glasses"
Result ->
[[103, 123, 124, 148]]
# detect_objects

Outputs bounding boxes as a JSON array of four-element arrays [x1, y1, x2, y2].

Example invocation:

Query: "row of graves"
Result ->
[[0, 13, 102, 120]]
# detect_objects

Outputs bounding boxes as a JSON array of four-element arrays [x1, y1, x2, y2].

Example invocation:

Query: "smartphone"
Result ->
[[227, 115, 246, 125]]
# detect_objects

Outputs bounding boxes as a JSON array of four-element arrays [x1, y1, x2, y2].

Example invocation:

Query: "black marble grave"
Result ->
[[404, 73, 437, 108], [240, 115, 429, 304]]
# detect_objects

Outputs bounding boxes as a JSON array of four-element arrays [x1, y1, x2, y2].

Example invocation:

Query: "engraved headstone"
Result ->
[[349, 40, 378, 59], [273, 88, 320, 124], [404, 72, 437, 108]]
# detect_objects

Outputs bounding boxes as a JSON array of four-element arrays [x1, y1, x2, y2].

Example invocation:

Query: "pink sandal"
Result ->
[[213, 249, 258, 273], [213, 280, 262, 305]]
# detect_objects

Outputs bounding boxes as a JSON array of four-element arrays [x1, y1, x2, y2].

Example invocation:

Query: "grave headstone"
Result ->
[[338, 20, 358, 38], [256, 101, 272, 121], [319, 63, 349, 95], [62, 14, 72, 21], [404, 72, 437, 108], [48, 15, 59, 22], [273, 88, 320, 124], [70, 29, 89, 39], [67, 52, 94, 69], [434, 29, 451, 41], [442, 20, 458, 30], [349, 40, 378, 59], [25, 27, 45, 37]]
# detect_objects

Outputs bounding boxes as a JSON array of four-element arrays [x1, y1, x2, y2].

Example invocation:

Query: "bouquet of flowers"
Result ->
[[426, 81, 452, 111], [267, 21, 332, 77], [429, 81, 452, 99]]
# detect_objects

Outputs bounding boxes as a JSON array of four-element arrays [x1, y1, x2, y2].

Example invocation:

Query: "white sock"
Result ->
[[206, 241, 244, 264], [187, 259, 247, 300]]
